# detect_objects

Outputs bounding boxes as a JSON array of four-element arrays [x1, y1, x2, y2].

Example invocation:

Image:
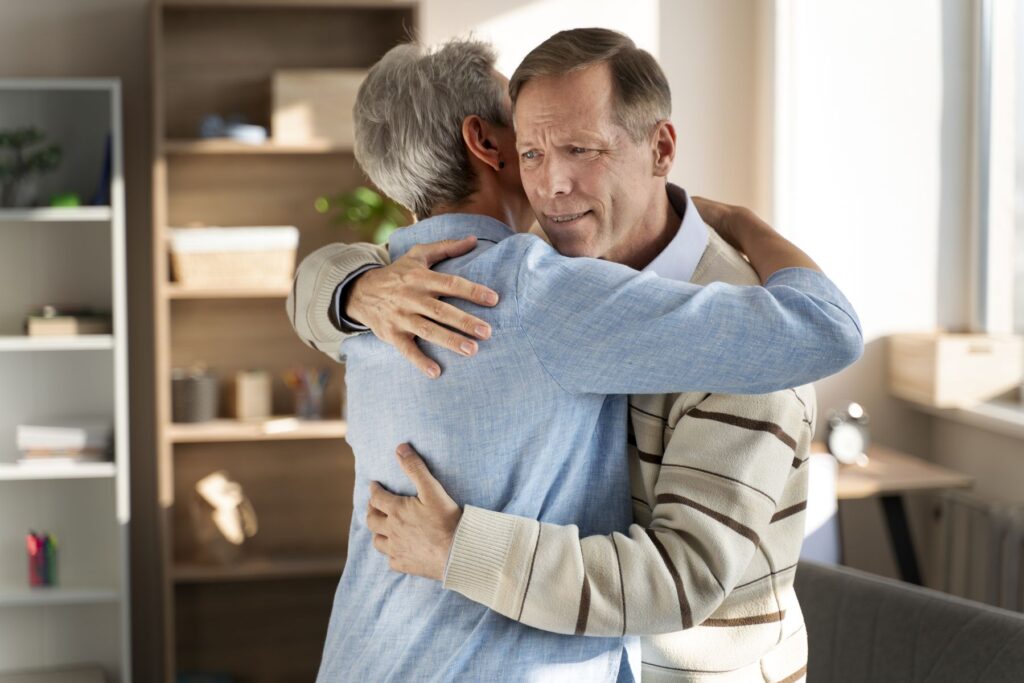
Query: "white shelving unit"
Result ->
[[0, 80, 130, 682]]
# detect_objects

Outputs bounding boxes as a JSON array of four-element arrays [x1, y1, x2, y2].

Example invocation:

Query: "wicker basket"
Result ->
[[169, 226, 298, 288]]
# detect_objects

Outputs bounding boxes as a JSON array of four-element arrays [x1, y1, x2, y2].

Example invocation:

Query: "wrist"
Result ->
[[344, 270, 373, 325]]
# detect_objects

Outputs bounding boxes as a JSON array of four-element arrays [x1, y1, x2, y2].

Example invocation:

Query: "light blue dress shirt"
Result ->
[[315, 213, 862, 682]]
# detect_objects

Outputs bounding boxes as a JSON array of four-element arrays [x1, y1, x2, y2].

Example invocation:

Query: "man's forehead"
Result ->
[[513, 65, 620, 142]]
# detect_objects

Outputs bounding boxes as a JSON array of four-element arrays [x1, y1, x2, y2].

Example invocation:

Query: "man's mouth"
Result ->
[[547, 211, 591, 224]]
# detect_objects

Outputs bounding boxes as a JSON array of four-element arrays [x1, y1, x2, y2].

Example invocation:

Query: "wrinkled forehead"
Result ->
[[513, 78, 623, 148]]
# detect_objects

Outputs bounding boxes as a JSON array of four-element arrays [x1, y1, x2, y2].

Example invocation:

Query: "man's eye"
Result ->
[[521, 150, 537, 160], [571, 147, 589, 154]]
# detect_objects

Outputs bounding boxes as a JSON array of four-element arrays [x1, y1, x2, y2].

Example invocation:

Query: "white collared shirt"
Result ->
[[642, 184, 710, 283]]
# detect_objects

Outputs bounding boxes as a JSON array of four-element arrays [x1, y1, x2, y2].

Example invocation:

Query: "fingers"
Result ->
[[366, 503, 388, 535], [372, 533, 389, 556], [395, 444, 447, 504], [426, 271, 499, 308], [409, 236, 478, 268], [415, 298, 492, 342], [393, 335, 442, 379], [407, 317, 479, 358], [368, 481, 401, 515]]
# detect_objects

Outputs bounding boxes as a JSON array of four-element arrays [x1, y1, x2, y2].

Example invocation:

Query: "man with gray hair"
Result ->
[[291, 33, 859, 682]]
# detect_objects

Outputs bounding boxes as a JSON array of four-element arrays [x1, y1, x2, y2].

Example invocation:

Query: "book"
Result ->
[[16, 418, 112, 452], [24, 305, 112, 337]]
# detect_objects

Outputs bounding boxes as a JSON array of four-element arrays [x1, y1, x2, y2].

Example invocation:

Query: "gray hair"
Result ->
[[510, 28, 671, 143], [353, 39, 511, 218]]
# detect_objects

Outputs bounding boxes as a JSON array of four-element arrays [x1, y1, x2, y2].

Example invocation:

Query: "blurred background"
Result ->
[[0, 1, 1021, 682]]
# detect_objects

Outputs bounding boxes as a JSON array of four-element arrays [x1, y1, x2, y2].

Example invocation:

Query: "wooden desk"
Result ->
[[812, 443, 974, 584]]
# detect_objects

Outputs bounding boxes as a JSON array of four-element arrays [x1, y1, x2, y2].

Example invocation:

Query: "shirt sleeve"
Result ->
[[513, 237, 862, 395], [442, 388, 814, 636], [285, 242, 390, 363]]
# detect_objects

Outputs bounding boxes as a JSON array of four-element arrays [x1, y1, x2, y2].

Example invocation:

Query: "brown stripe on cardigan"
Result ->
[[686, 407, 797, 451], [770, 501, 808, 523], [574, 572, 591, 635], [656, 493, 760, 545], [646, 528, 694, 630], [703, 610, 786, 627], [517, 525, 542, 622]]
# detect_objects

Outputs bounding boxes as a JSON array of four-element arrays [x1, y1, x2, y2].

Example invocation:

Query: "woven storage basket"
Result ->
[[170, 226, 298, 288]]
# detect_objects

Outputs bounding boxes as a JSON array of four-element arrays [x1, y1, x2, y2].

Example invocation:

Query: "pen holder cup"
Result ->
[[294, 383, 325, 420]]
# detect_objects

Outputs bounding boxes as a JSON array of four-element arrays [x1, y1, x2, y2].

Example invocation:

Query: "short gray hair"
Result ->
[[353, 40, 511, 218], [510, 28, 670, 143]]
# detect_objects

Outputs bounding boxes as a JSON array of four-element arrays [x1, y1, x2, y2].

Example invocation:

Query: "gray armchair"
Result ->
[[795, 561, 1024, 682]]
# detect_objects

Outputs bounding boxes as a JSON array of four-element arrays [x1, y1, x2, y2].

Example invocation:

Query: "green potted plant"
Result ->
[[0, 127, 62, 208], [315, 185, 408, 244]]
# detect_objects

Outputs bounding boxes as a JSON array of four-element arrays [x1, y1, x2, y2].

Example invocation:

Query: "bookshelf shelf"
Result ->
[[163, 139, 351, 156], [0, 586, 121, 607], [167, 418, 347, 443], [0, 462, 117, 481], [0, 335, 115, 352], [173, 556, 346, 583], [165, 283, 291, 299], [0, 206, 113, 223]]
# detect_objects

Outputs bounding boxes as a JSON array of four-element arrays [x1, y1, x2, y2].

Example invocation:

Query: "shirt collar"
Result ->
[[642, 184, 710, 283], [388, 213, 515, 261]]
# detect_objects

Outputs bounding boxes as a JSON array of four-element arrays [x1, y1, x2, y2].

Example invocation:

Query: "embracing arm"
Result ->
[[516, 236, 862, 395], [286, 237, 499, 371], [371, 389, 814, 636], [286, 242, 390, 363]]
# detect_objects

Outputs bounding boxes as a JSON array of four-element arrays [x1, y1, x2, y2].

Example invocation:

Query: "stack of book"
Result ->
[[16, 419, 113, 465]]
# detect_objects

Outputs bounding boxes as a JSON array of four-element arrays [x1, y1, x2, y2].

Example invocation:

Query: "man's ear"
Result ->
[[462, 115, 503, 173], [651, 119, 676, 178]]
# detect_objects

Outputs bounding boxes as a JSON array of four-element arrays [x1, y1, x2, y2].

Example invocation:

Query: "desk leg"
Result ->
[[881, 495, 922, 585]]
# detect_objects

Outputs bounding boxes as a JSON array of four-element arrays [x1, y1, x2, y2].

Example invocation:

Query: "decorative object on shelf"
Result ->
[[316, 185, 407, 244], [272, 69, 367, 148], [0, 127, 62, 208], [889, 332, 1024, 408], [25, 531, 58, 587], [169, 226, 299, 288], [89, 133, 112, 206], [172, 366, 219, 423], [283, 367, 329, 420], [825, 402, 871, 466], [16, 418, 112, 465], [226, 370, 272, 421], [190, 470, 258, 565], [49, 192, 80, 208], [199, 114, 267, 145], [24, 305, 112, 336]]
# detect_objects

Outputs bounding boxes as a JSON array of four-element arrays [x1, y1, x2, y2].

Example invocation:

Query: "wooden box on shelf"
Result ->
[[271, 69, 367, 148], [889, 332, 1024, 408], [168, 226, 298, 289]]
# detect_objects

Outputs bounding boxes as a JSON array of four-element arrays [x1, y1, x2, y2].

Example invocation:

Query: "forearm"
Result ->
[[285, 242, 389, 361], [443, 390, 813, 636]]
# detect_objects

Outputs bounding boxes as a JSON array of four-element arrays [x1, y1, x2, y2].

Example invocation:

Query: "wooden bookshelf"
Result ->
[[151, 3, 417, 681]]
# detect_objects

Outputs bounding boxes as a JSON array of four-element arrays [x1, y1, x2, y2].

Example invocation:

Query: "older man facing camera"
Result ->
[[288, 31, 860, 683]]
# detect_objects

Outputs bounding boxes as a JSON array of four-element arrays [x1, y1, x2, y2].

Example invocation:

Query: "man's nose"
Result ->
[[538, 157, 572, 199]]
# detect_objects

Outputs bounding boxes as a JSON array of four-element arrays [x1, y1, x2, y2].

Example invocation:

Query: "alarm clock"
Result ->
[[825, 402, 870, 466]]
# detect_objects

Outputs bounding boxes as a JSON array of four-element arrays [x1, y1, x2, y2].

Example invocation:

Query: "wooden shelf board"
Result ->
[[173, 556, 346, 583], [165, 283, 291, 299], [167, 418, 347, 443], [0, 461, 117, 481], [0, 335, 115, 352], [0, 206, 112, 223], [160, 0, 413, 9], [0, 585, 120, 606], [163, 139, 352, 156]]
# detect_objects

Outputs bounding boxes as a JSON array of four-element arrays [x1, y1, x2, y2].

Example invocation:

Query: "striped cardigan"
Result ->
[[286, 230, 812, 682]]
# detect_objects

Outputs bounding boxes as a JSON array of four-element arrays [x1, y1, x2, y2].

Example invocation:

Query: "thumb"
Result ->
[[414, 236, 478, 267], [395, 443, 448, 504]]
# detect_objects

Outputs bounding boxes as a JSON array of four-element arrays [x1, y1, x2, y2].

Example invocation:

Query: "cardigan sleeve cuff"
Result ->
[[442, 505, 540, 619]]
